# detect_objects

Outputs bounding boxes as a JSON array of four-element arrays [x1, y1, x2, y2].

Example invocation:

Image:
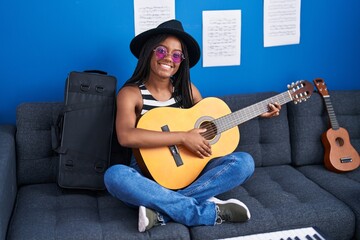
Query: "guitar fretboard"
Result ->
[[214, 91, 292, 133], [323, 96, 339, 130]]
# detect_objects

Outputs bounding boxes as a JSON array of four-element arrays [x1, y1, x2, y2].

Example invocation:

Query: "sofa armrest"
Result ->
[[0, 125, 17, 240]]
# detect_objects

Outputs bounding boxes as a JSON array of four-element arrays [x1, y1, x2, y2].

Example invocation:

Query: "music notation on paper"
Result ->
[[264, 0, 301, 47], [203, 10, 241, 67]]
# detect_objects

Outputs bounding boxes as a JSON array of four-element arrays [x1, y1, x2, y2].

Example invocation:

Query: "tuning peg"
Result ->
[[288, 82, 297, 91]]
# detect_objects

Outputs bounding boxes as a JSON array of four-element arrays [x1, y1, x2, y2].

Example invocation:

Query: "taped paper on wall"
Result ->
[[202, 10, 241, 67], [264, 0, 301, 47]]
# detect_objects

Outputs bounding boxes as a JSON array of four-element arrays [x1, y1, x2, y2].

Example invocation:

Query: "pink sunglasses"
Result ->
[[153, 46, 185, 64]]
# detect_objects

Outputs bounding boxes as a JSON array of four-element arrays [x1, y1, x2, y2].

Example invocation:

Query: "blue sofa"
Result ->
[[1, 90, 359, 240]]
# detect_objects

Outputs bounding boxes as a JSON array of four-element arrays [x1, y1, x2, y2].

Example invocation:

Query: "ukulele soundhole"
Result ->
[[335, 137, 344, 147]]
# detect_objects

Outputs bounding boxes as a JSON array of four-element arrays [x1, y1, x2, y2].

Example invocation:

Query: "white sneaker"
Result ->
[[138, 206, 163, 232]]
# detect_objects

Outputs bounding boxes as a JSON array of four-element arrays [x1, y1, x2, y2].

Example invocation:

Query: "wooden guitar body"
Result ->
[[134, 97, 240, 190], [321, 127, 360, 172]]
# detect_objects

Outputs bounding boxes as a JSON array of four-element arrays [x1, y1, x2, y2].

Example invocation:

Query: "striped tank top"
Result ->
[[139, 84, 181, 115]]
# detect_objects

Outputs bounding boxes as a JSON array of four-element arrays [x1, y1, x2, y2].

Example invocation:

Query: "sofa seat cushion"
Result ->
[[7, 183, 190, 240], [298, 165, 360, 239], [189, 165, 355, 240]]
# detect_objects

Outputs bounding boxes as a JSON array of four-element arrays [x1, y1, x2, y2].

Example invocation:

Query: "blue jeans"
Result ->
[[104, 152, 254, 226]]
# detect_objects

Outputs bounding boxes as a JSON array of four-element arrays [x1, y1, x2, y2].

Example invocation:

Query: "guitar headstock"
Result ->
[[313, 78, 329, 97], [287, 80, 314, 104]]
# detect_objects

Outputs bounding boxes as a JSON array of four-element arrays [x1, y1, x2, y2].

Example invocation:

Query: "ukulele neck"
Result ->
[[323, 95, 340, 130]]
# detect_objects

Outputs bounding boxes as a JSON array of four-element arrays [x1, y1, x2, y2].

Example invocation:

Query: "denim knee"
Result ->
[[232, 152, 255, 179], [104, 164, 130, 193]]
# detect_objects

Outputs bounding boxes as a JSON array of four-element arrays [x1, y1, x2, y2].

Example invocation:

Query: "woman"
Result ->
[[104, 19, 281, 232]]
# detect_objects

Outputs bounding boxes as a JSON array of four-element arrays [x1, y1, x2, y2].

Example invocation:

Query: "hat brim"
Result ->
[[130, 27, 200, 68]]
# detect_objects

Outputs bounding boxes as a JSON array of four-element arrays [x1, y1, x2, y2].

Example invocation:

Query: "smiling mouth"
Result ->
[[159, 63, 173, 69]]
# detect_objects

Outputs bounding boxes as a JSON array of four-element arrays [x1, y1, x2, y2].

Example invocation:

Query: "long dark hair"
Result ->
[[124, 34, 194, 108]]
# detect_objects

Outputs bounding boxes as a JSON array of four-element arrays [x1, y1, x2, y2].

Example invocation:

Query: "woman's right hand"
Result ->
[[182, 128, 212, 158]]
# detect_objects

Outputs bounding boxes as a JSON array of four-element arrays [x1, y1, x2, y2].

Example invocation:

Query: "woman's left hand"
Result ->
[[260, 102, 281, 118]]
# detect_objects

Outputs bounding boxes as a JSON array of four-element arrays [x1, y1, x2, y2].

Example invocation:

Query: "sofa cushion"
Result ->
[[220, 93, 292, 167], [189, 165, 355, 240], [298, 165, 360, 239], [7, 183, 190, 240], [288, 90, 360, 166], [16, 103, 63, 186]]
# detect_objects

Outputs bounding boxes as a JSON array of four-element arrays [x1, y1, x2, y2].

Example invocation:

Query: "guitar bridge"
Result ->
[[161, 125, 183, 167], [340, 157, 352, 163]]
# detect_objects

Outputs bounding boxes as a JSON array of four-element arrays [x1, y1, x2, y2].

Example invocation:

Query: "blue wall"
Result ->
[[1, 0, 360, 124]]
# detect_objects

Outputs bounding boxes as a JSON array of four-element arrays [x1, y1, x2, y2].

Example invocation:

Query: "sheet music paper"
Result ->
[[264, 0, 301, 47], [134, 0, 175, 36], [203, 10, 241, 67]]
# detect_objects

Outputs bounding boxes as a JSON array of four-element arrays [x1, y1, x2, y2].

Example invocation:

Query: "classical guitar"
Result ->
[[313, 78, 359, 172], [134, 80, 314, 189]]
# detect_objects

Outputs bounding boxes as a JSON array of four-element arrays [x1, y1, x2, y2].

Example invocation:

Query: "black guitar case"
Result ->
[[52, 70, 117, 190]]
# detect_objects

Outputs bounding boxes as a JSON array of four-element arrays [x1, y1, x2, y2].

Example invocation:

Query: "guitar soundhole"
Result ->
[[335, 137, 344, 147], [199, 121, 217, 140]]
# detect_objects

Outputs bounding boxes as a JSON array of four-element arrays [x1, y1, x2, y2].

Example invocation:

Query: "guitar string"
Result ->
[[200, 92, 292, 139], [209, 81, 312, 137], [201, 97, 285, 138]]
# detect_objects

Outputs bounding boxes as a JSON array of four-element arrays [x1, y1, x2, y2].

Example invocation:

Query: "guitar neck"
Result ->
[[323, 95, 340, 130], [214, 91, 292, 133]]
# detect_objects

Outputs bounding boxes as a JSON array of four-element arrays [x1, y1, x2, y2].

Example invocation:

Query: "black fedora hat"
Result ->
[[130, 19, 201, 68]]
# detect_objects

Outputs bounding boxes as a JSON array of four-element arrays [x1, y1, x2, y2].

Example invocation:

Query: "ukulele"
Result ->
[[313, 78, 359, 172], [134, 80, 314, 189]]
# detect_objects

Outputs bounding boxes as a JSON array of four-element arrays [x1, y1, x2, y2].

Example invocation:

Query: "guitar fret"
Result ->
[[323, 96, 339, 130], [215, 91, 292, 133]]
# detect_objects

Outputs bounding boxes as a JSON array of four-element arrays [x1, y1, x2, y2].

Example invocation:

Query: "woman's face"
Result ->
[[149, 36, 183, 81]]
